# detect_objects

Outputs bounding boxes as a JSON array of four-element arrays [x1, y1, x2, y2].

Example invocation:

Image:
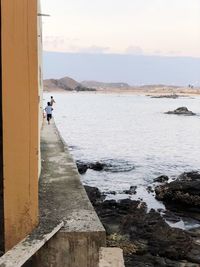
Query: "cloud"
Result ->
[[125, 45, 144, 55], [43, 36, 82, 51], [43, 37, 110, 54]]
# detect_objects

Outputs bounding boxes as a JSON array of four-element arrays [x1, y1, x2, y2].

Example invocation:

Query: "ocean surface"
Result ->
[[44, 92, 200, 224]]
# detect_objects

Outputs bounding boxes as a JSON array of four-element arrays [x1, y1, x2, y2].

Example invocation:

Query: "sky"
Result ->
[[41, 0, 200, 57]]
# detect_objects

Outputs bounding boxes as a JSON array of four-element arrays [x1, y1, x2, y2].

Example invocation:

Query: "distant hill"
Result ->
[[44, 76, 96, 92], [43, 76, 200, 95], [81, 81, 130, 89]]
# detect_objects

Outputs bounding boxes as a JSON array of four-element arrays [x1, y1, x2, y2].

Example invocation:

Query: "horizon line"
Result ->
[[43, 50, 200, 60]]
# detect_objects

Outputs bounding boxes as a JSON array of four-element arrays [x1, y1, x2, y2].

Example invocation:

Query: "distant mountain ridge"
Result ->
[[44, 76, 96, 92], [43, 75, 200, 95], [44, 76, 131, 91]]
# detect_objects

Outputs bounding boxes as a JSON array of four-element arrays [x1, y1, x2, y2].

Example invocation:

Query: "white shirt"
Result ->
[[45, 106, 53, 115]]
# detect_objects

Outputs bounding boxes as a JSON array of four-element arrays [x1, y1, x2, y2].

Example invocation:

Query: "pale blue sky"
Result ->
[[41, 0, 200, 57]]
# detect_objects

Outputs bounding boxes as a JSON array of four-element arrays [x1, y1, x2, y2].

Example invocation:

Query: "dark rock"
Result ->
[[93, 195, 193, 261], [155, 171, 200, 208], [76, 161, 107, 173], [162, 210, 181, 223], [84, 185, 105, 205], [158, 208, 165, 213], [186, 244, 200, 264], [178, 171, 200, 181], [154, 175, 169, 183], [125, 254, 200, 267], [165, 107, 196, 116], [147, 186, 154, 193], [76, 161, 88, 174], [106, 191, 117, 195], [89, 162, 105, 171], [151, 94, 179, 99], [122, 209, 192, 260], [123, 186, 137, 195], [85, 184, 200, 266], [77, 159, 135, 173]]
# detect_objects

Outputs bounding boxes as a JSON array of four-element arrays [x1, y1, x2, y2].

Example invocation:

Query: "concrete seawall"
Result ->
[[32, 120, 106, 266], [0, 120, 126, 267]]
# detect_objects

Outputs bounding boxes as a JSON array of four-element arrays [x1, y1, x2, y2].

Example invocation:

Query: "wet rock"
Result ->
[[155, 171, 200, 208], [165, 107, 196, 116], [154, 175, 169, 183], [89, 161, 105, 171], [106, 191, 117, 195], [122, 209, 192, 260], [77, 159, 136, 173], [123, 186, 137, 195], [158, 208, 165, 213], [147, 186, 154, 193], [84, 185, 105, 205], [76, 161, 107, 173], [186, 244, 200, 264], [125, 255, 200, 267], [85, 185, 200, 266], [178, 171, 200, 181], [76, 161, 88, 174], [162, 210, 181, 223]]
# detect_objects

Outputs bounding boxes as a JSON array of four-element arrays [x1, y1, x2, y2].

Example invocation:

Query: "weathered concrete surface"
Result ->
[[99, 248, 125, 267], [0, 222, 63, 267], [32, 121, 106, 267]]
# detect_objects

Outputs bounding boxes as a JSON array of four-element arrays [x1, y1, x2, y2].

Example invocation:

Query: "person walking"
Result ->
[[45, 102, 53, 124], [50, 96, 56, 106]]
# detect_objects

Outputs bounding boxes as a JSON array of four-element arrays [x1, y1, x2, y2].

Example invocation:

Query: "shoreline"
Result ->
[[76, 161, 200, 228], [84, 170, 200, 266], [44, 89, 200, 97]]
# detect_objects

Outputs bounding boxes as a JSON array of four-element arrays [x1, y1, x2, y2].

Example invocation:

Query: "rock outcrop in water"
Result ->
[[123, 186, 137, 195], [155, 171, 200, 208], [84, 185, 200, 266], [153, 175, 169, 183], [76, 162, 88, 174], [76, 160, 135, 174], [151, 94, 179, 99], [165, 107, 196, 116], [76, 161, 106, 174]]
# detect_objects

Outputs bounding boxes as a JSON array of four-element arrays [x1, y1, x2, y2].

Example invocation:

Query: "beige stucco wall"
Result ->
[[1, 0, 39, 250]]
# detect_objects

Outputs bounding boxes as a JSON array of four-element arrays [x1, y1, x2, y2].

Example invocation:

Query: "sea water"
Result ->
[[44, 92, 200, 223]]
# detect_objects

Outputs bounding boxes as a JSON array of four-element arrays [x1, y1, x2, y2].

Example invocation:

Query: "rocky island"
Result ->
[[165, 107, 196, 116]]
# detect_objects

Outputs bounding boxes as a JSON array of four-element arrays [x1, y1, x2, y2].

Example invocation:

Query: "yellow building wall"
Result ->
[[38, 1, 43, 177], [1, 0, 39, 250]]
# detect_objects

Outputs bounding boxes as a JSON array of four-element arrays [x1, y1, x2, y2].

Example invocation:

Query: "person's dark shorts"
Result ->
[[47, 114, 52, 121]]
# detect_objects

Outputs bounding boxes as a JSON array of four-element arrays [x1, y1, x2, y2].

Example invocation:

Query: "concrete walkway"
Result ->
[[33, 121, 106, 266], [0, 121, 126, 267]]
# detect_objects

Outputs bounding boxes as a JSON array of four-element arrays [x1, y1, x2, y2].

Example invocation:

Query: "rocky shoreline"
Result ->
[[84, 171, 200, 266]]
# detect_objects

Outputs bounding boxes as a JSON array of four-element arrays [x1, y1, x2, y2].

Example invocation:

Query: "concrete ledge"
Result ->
[[99, 248, 125, 267], [0, 222, 63, 267], [32, 121, 106, 266]]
